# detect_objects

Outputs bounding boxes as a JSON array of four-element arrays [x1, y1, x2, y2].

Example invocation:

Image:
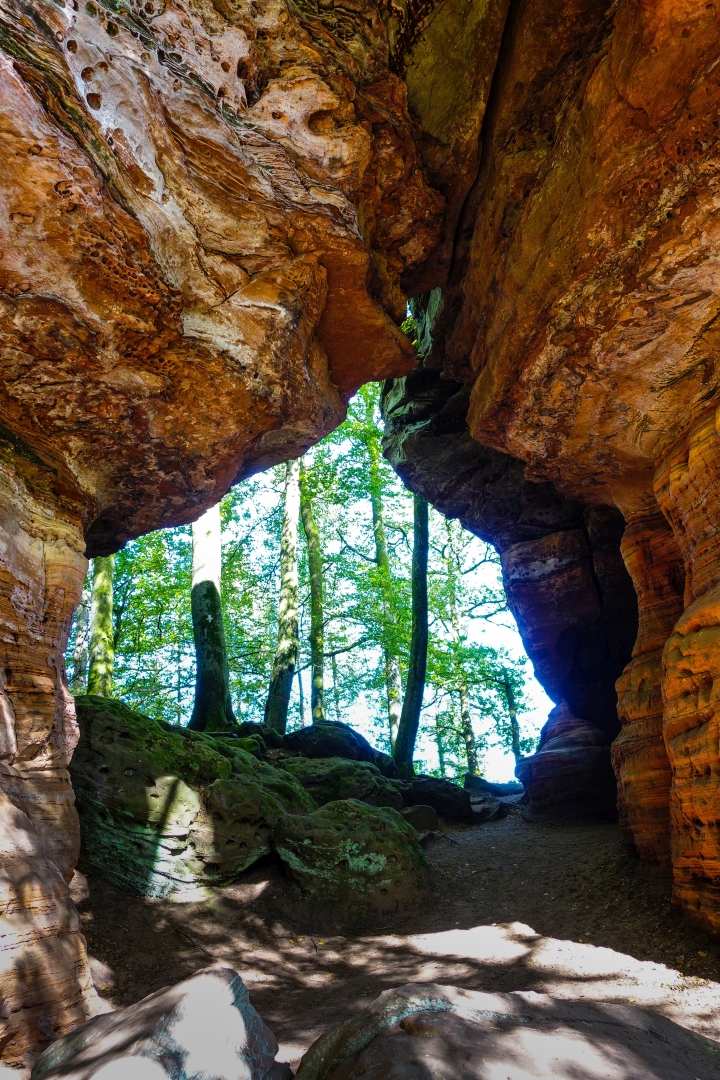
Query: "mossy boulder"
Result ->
[[279, 757, 403, 811], [282, 721, 399, 777], [71, 696, 316, 899], [271, 799, 428, 912]]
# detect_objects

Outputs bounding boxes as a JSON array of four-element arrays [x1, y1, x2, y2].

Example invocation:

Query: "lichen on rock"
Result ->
[[70, 696, 316, 899], [272, 799, 428, 912], [279, 757, 403, 811]]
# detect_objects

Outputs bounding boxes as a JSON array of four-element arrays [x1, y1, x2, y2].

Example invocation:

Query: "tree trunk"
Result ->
[[435, 717, 446, 778], [504, 672, 522, 763], [331, 652, 341, 721], [300, 463, 325, 723], [393, 494, 429, 777], [265, 459, 301, 733], [444, 520, 479, 774], [71, 580, 91, 693], [366, 409, 402, 746], [87, 556, 115, 697], [188, 503, 235, 732]]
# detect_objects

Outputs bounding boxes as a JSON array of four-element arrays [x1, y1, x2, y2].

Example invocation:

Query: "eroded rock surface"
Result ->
[[298, 984, 720, 1080], [272, 799, 428, 914], [70, 696, 316, 898], [32, 966, 278, 1080], [383, 0, 720, 928]]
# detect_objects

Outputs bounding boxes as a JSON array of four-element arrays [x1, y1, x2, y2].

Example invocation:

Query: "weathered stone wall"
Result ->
[[0, 451, 96, 1067]]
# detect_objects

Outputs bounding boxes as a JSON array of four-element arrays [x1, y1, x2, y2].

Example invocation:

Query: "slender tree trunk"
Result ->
[[367, 420, 402, 746], [297, 667, 306, 726], [435, 718, 446, 778], [87, 556, 115, 697], [504, 671, 522, 762], [331, 652, 341, 721], [393, 495, 429, 777], [71, 580, 91, 693], [300, 463, 325, 723], [444, 521, 479, 773], [188, 503, 234, 732], [265, 459, 301, 733]]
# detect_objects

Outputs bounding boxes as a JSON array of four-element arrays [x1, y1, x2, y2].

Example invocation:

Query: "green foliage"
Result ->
[[66, 384, 536, 776]]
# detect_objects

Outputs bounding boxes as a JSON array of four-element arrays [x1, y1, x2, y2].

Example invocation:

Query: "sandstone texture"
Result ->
[[382, 0, 720, 929], [295, 983, 720, 1080], [6, 0, 720, 1061], [279, 757, 403, 810], [516, 703, 618, 824], [272, 799, 428, 914], [32, 966, 278, 1080], [70, 696, 316, 898]]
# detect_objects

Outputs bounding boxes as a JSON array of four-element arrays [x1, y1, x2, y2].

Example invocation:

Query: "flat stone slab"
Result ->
[[31, 966, 278, 1080], [295, 983, 720, 1080]]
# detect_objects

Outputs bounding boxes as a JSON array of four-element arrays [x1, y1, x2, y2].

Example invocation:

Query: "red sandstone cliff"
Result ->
[[5, 0, 720, 1064]]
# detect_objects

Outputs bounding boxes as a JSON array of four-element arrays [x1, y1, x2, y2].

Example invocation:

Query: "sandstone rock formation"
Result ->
[[279, 757, 403, 810], [382, 0, 720, 933], [272, 799, 428, 914], [32, 966, 279, 1080], [70, 696, 315, 898], [0, 0, 442, 1057], [5, 0, 720, 1062], [516, 703, 617, 823], [294, 983, 720, 1080]]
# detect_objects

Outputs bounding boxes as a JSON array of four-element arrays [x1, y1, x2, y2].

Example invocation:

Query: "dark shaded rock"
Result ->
[[400, 805, 438, 832], [463, 775, 523, 797], [295, 983, 720, 1080], [372, 752, 400, 779], [515, 703, 618, 824], [284, 722, 377, 763], [271, 800, 427, 913], [236, 722, 285, 750], [468, 795, 504, 822], [382, 372, 638, 741], [393, 776, 474, 823], [279, 758, 402, 811], [32, 966, 278, 1080], [70, 697, 316, 898]]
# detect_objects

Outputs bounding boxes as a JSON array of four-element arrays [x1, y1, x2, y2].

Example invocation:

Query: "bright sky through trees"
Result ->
[[68, 386, 550, 781]]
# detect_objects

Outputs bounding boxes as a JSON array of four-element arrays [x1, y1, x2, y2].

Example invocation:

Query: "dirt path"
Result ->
[[71, 808, 720, 1065]]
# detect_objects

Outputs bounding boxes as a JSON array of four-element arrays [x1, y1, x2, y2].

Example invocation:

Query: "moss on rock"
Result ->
[[71, 696, 316, 899], [280, 757, 403, 811], [271, 799, 428, 912]]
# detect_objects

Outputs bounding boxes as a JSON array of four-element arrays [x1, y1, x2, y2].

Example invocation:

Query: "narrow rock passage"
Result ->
[[71, 809, 720, 1067]]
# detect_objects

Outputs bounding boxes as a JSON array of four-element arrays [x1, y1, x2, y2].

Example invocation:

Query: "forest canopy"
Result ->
[[67, 385, 536, 778]]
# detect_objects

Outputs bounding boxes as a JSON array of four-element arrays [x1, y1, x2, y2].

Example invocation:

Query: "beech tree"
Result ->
[[188, 503, 235, 732], [299, 460, 326, 723], [265, 459, 301, 733], [392, 494, 429, 777], [87, 556, 115, 697], [66, 384, 534, 776]]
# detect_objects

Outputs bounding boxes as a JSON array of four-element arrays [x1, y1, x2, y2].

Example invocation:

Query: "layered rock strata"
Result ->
[[387, 0, 720, 930], [612, 511, 684, 870], [383, 369, 638, 817], [0, 453, 97, 1068], [0, 0, 443, 1058]]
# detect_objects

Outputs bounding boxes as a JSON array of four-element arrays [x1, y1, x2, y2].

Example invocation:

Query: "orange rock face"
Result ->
[[613, 511, 684, 870], [656, 410, 720, 932], [0, 0, 445, 1062]]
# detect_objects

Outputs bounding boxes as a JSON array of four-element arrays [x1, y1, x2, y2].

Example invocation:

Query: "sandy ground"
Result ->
[[62, 807, 720, 1070]]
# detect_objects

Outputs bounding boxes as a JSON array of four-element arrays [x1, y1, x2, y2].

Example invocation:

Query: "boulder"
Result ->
[[70, 697, 316, 899], [515, 703, 618, 824], [279, 758, 402, 811], [463, 775, 523, 797], [284, 722, 374, 763], [400, 805, 438, 832], [31, 966, 278, 1080], [468, 795, 504, 823], [294, 983, 720, 1080], [272, 800, 428, 913], [393, 776, 474, 823]]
